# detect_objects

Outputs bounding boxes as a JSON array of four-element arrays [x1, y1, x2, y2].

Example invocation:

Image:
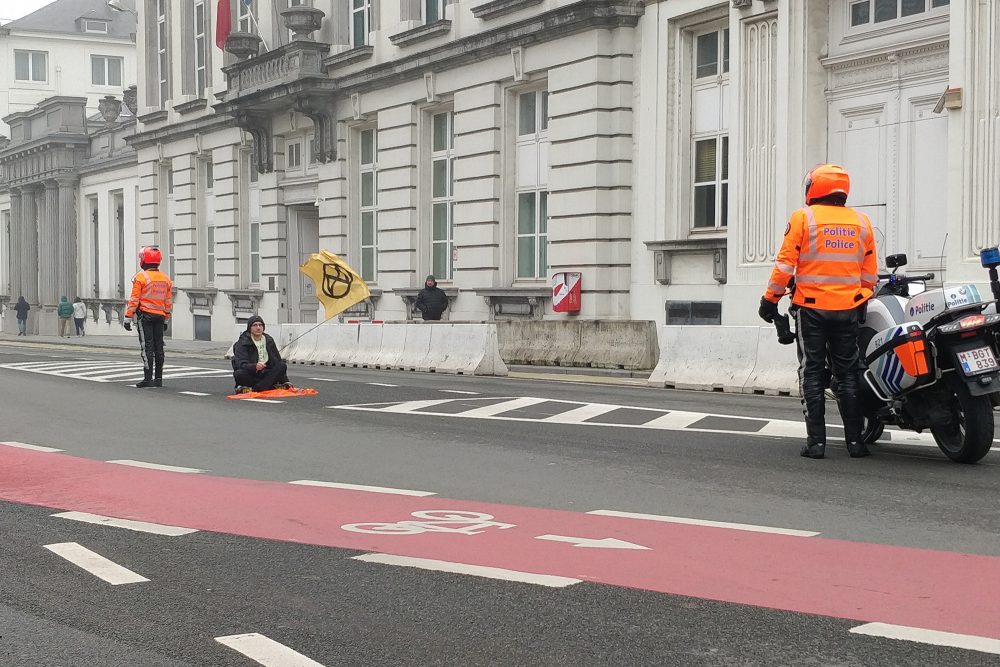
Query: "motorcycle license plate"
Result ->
[[957, 346, 999, 375]]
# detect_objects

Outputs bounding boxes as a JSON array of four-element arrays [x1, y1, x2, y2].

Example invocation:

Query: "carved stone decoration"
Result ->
[[732, 0, 752, 7], [281, 6, 325, 41], [123, 85, 138, 116], [235, 112, 274, 173], [294, 96, 337, 163], [99, 95, 122, 124], [225, 32, 263, 60]]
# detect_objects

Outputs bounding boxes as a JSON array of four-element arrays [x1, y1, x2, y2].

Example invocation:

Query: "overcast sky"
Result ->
[[0, 0, 62, 24]]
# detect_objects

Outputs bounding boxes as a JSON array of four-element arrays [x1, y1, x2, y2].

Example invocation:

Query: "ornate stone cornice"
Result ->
[[389, 20, 452, 48], [824, 38, 949, 92], [471, 0, 544, 21]]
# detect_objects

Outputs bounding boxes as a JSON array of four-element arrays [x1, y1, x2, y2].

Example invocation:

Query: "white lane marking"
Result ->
[[241, 398, 284, 404], [849, 623, 1000, 655], [586, 510, 819, 537], [309, 377, 340, 382], [178, 391, 211, 396], [0, 440, 63, 453], [440, 390, 480, 395], [367, 382, 398, 387], [374, 398, 457, 413], [756, 421, 807, 438], [215, 633, 326, 667], [352, 553, 581, 588], [289, 480, 436, 496], [52, 511, 198, 536], [458, 396, 549, 418], [542, 403, 620, 423], [535, 534, 650, 550], [107, 459, 206, 474], [43, 542, 149, 585], [638, 411, 708, 429]]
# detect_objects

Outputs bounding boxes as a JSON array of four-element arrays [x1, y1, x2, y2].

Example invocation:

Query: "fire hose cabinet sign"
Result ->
[[552, 272, 582, 313]]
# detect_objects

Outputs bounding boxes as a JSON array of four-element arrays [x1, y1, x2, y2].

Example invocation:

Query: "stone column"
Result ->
[[22, 185, 40, 306], [39, 181, 59, 308], [57, 177, 79, 302], [8, 188, 23, 300]]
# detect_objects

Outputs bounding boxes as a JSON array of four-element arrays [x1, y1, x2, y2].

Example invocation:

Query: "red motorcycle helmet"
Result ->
[[138, 246, 162, 266]]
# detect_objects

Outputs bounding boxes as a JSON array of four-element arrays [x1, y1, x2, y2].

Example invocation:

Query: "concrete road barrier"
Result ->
[[745, 328, 800, 396], [424, 323, 508, 375], [497, 320, 658, 370], [348, 324, 384, 368], [309, 323, 359, 365]]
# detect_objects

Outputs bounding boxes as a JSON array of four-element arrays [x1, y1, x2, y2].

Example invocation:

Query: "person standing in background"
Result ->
[[57, 296, 74, 338], [14, 296, 29, 336], [72, 297, 87, 336]]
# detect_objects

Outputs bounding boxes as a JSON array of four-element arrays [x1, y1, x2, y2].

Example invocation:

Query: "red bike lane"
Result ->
[[2, 446, 998, 640]]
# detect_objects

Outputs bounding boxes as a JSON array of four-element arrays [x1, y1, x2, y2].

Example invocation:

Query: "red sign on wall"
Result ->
[[552, 272, 581, 313]]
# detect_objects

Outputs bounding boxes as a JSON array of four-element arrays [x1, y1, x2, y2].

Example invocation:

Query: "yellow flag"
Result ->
[[299, 250, 371, 320]]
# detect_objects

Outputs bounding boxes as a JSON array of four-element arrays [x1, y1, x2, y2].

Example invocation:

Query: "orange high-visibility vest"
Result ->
[[764, 205, 878, 311], [125, 269, 173, 319]]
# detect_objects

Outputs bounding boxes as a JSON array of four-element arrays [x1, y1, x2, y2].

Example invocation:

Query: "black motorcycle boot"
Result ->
[[152, 361, 163, 388], [135, 368, 154, 388], [800, 442, 826, 459], [846, 440, 871, 458]]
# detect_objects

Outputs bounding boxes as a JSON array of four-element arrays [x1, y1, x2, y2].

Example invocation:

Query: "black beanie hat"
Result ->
[[246, 315, 265, 332]]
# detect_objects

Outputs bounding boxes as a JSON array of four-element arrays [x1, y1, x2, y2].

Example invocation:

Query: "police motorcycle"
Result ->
[[773, 248, 1000, 463]]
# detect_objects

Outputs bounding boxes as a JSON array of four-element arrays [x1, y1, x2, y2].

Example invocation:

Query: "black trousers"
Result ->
[[794, 306, 863, 446], [234, 360, 289, 392], [136, 312, 165, 380]]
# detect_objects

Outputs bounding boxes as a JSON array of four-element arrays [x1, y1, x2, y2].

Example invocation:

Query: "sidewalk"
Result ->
[[0, 333, 231, 359]]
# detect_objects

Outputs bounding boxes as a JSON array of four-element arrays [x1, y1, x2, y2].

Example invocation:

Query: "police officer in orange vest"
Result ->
[[758, 165, 878, 459], [124, 246, 173, 388]]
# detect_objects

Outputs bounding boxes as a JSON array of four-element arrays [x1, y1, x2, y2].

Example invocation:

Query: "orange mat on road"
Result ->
[[227, 387, 319, 400]]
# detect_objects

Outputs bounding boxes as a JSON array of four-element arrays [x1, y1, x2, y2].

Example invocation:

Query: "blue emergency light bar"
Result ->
[[981, 247, 1000, 269]]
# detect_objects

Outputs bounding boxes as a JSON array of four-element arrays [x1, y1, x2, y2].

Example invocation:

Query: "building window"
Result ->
[[207, 226, 216, 283], [431, 112, 454, 280], [167, 169, 175, 195], [359, 128, 378, 282], [168, 228, 177, 278], [515, 90, 549, 279], [205, 161, 214, 190], [194, 0, 208, 96], [157, 0, 169, 106], [14, 51, 47, 82], [666, 301, 722, 325], [691, 27, 729, 230], [238, 0, 257, 33], [287, 141, 302, 169], [84, 19, 109, 33], [91, 56, 123, 87], [351, 0, 371, 48], [425, 0, 445, 23], [250, 221, 261, 284], [850, 0, 950, 27]]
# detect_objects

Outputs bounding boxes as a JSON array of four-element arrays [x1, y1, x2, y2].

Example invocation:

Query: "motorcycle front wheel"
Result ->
[[861, 415, 885, 445], [930, 380, 995, 464]]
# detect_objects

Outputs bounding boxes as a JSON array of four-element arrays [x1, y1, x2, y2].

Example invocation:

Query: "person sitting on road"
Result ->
[[232, 315, 293, 394]]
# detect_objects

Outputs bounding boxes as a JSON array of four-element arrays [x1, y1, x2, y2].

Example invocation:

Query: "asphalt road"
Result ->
[[1, 340, 998, 666]]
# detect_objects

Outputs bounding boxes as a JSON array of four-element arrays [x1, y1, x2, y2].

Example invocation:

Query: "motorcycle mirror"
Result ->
[[885, 253, 907, 269]]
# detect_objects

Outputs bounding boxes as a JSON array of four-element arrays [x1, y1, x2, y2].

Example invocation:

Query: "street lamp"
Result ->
[[106, 0, 137, 17]]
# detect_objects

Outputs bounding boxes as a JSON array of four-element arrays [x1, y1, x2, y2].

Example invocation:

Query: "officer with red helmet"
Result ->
[[758, 165, 878, 459], [124, 246, 173, 388]]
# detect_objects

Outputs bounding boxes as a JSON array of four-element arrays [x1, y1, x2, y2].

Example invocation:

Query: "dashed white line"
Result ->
[[586, 510, 820, 537], [458, 397, 548, 418], [0, 441, 63, 453], [352, 553, 581, 588], [106, 460, 206, 474], [43, 542, 149, 585], [309, 377, 340, 382], [289, 480, 436, 496], [52, 511, 198, 536], [178, 391, 211, 396], [440, 390, 480, 395], [215, 633, 326, 667], [849, 623, 1000, 655], [367, 382, 398, 387], [241, 398, 285, 404]]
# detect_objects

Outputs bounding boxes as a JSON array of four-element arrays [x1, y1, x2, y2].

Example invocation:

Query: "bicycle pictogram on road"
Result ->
[[341, 510, 515, 536]]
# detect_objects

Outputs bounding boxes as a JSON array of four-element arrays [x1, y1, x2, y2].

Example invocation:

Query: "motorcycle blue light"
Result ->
[[980, 247, 1000, 268]]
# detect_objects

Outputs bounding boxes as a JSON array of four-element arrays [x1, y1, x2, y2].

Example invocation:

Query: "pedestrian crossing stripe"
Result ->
[[0, 360, 231, 383], [330, 397, 988, 448]]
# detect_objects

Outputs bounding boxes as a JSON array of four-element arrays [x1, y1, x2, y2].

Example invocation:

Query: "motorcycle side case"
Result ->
[[865, 322, 934, 397]]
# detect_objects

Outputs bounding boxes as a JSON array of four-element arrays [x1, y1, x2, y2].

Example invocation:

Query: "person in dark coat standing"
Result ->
[[14, 296, 29, 336], [414, 275, 448, 321], [232, 315, 292, 393]]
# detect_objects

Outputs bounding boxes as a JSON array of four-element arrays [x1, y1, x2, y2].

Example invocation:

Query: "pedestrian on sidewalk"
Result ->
[[72, 297, 87, 336], [231, 315, 292, 393], [124, 246, 173, 388], [415, 275, 448, 321], [14, 296, 29, 336], [57, 296, 74, 338]]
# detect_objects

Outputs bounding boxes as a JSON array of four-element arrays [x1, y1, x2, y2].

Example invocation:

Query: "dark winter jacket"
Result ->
[[14, 298, 29, 319], [232, 316, 283, 372], [57, 297, 74, 319], [415, 276, 448, 321]]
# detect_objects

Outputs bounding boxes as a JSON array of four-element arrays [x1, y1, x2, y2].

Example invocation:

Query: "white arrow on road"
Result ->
[[535, 534, 650, 550]]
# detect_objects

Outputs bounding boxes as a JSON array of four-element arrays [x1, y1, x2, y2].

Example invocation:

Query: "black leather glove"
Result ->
[[123, 320, 132, 332], [758, 297, 779, 324]]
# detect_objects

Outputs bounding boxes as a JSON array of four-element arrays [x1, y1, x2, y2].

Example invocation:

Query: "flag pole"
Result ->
[[246, 4, 270, 51]]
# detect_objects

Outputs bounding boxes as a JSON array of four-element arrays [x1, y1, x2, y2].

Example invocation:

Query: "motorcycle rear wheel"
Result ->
[[861, 415, 885, 445], [930, 381, 994, 464]]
